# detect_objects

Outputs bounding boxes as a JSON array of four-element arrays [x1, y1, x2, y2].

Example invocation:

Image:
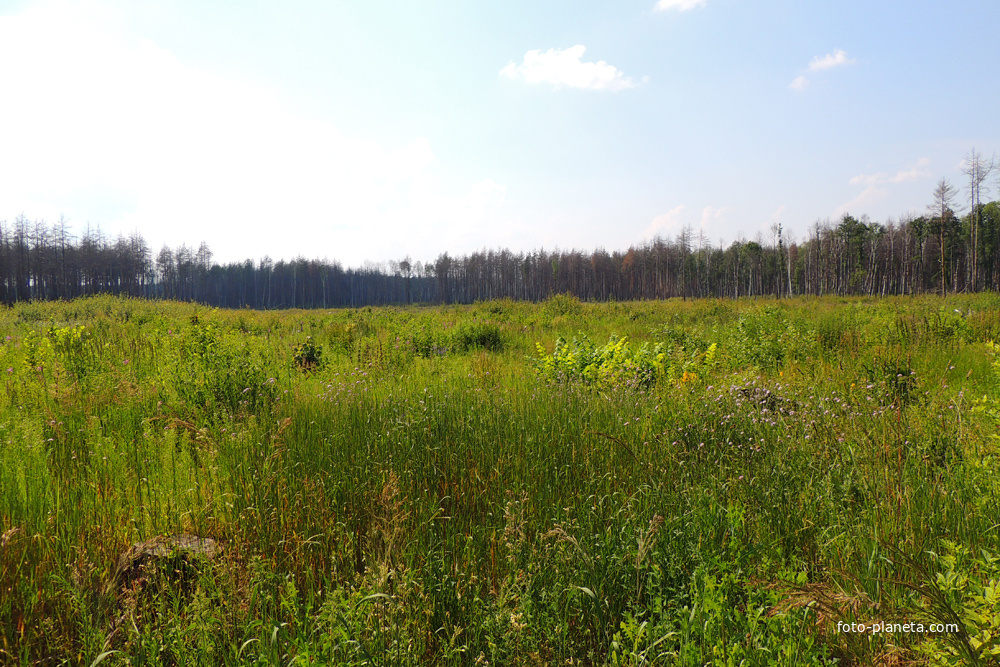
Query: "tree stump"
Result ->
[[112, 533, 222, 593]]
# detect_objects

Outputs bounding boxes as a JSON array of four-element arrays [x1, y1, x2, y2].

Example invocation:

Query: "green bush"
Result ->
[[450, 321, 505, 353], [172, 322, 277, 419], [399, 321, 449, 358], [730, 306, 811, 370], [927, 307, 972, 345], [292, 336, 323, 372], [534, 333, 717, 389], [544, 292, 584, 318]]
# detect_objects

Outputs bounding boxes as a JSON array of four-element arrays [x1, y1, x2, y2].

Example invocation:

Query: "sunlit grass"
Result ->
[[0, 293, 997, 665]]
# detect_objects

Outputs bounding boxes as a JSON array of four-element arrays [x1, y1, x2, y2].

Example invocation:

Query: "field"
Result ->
[[1, 294, 999, 666]]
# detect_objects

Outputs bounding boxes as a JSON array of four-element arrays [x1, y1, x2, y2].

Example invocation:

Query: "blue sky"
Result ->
[[1, 0, 998, 266]]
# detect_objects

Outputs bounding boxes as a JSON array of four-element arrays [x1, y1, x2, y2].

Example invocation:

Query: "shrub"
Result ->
[[926, 307, 972, 345], [172, 322, 277, 419], [399, 322, 449, 358], [475, 298, 518, 317], [451, 321, 505, 353], [655, 325, 711, 354], [534, 333, 717, 389], [292, 336, 323, 372], [730, 307, 811, 370], [544, 293, 583, 318]]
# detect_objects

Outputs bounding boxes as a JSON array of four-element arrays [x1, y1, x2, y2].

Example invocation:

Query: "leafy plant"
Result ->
[[907, 542, 1000, 666], [534, 334, 662, 389], [172, 321, 277, 419], [543, 292, 584, 318], [450, 321, 504, 353], [730, 306, 810, 370], [535, 333, 717, 389], [293, 336, 323, 372]]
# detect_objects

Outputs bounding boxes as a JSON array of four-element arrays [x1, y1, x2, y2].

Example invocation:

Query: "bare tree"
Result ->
[[962, 149, 994, 290], [928, 178, 960, 296]]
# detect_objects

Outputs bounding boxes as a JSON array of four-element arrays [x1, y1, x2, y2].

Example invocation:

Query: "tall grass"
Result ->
[[0, 294, 997, 665]]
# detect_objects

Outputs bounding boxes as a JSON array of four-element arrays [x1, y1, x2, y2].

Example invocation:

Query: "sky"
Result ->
[[1, 0, 999, 267]]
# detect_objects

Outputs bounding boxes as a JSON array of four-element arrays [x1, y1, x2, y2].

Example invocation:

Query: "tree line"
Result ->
[[3, 157, 999, 308]]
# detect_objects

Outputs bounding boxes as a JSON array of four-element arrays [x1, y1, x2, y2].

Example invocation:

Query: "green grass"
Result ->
[[0, 293, 998, 665]]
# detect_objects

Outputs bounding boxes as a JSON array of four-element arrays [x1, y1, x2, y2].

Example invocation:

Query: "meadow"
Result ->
[[1, 293, 999, 666]]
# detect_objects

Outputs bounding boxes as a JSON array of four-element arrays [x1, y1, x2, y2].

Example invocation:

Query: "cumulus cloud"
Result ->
[[644, 205, 686, 239], [790, 49, 856, 91], [789, 75, 808, 90], [500, 45, 643, 91], [850, 158, 932, 186], [836, 158, 930, 218], [0, 1, 512, 265], [654, 0, 707, 10], [834, 186, 888, 219], [809, 48, 856, 71], [699, 206, 730, 229]]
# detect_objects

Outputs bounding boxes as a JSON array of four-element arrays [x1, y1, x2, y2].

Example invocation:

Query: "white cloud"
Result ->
[[789, 75, 809, 90], [808, 49, 855, 71], [834, 186, 887, 218], [500, 45, 643, 91], [838, 158, 930, 218], [699, 206, 730, 229], [644, 205, 686, 239], [644, 204, 729, 241], [849, 172, 888, 187], [850, 158, 931, 186], [0, 1, 513, 265], [890, 157, 933, 183], [654, 0, 707, 11], [791, 49, 855, 92]]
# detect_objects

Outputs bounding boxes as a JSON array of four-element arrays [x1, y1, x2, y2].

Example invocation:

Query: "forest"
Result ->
[[1, 169, 998, 308]]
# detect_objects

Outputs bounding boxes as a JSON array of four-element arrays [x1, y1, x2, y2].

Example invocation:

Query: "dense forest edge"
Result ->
[[4, 162, 1000, 307]]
